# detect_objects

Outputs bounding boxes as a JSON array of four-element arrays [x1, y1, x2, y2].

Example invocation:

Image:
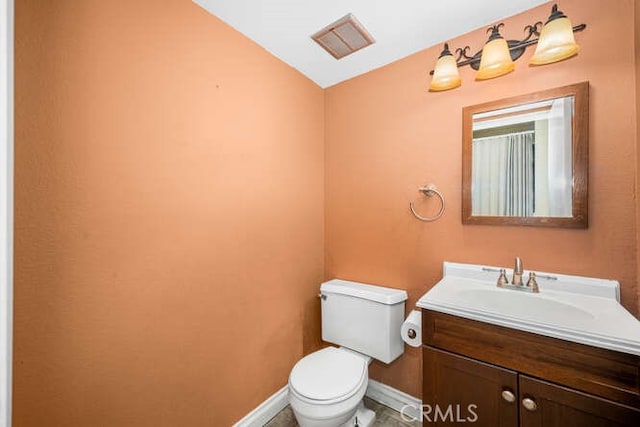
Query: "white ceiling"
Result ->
[[193, 0, 550, 88]]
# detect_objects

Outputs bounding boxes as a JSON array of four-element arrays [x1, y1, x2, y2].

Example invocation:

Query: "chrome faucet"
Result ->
[[512, 257, 524, 286], [495, 257, 540, 293]]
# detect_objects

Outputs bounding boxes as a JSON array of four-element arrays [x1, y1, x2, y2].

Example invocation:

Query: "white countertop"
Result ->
[[417, 262, 640, 356]]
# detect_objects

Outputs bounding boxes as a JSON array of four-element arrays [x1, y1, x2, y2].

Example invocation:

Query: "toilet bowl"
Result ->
[[287, 279, 408, 427], [288, 347, 372, 427]]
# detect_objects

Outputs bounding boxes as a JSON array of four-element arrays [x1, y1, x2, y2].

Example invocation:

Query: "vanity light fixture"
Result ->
[[428, 3, 585, 91], [428, 44, 461, 91], [529, 4, 580, 65], [476, 24, 514, 80]]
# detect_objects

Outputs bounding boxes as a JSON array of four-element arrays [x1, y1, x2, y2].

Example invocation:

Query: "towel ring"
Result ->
[[409, 184, 445, 222]]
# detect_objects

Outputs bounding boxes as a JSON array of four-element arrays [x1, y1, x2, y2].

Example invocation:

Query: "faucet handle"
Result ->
[[497, 269, 509, 287], [526, 272, 540, 293]]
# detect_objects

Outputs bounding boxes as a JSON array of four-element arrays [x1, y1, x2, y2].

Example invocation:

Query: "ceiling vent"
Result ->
[[311, 14, 375, 60]]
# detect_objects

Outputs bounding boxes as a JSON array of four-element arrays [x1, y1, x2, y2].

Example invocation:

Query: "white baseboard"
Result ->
[[233, 385, 289, 427], [233, 379, 422, 426], [366, 379, 422, 424]]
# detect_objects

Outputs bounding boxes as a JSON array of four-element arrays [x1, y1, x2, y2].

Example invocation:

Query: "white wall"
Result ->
[[0, 0, 13, 426]]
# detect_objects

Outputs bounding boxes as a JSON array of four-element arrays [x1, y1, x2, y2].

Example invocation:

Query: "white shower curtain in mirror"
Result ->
[[547, 97, 573, 216], [472, 131, 535, 216]]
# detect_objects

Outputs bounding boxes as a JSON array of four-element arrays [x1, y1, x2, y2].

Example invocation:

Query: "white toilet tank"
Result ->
[[320, 279, 408, 364]]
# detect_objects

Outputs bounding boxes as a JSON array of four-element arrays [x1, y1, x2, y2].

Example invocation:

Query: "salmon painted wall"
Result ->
[[326, 0, 639, 398], [635, 0, 640, 316], [13, 0, 324, 425]]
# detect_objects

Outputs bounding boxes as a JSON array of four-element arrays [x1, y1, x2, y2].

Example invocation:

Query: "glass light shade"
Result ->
[[429, 54, 461, 91], [476, 37, 515, 80], [529, 16, 579, 65]]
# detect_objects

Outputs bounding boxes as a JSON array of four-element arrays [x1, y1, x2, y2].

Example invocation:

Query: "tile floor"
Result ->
[[264, 397, 421, 427]]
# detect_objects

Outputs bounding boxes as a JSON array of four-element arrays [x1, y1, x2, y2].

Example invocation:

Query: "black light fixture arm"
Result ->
[[429, 22, 586, 75]]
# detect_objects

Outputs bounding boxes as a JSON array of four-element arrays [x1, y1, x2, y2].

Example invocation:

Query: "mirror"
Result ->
[[462, 82, 589, 228]]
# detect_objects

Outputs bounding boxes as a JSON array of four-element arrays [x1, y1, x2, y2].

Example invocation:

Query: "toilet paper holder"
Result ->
[[401, 310, 422, 347]]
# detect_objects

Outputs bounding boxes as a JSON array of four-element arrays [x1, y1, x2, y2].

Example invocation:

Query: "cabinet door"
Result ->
[[519, 375, 640, 427], [423, 346, 518, 427]]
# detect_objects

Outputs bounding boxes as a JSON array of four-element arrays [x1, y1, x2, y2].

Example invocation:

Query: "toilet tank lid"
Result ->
[[321, 279, 408, 305]]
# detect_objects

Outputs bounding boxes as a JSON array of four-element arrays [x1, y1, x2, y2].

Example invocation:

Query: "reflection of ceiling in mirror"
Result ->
[[472, 98, 565, 131]]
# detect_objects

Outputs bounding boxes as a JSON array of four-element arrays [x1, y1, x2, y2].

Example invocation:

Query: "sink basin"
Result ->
[[453, 288, 596, 326], [417, 261, 640, 356]]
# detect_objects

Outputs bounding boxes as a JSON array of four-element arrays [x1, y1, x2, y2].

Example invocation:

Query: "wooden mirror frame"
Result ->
[[462, 82, 589, 228]]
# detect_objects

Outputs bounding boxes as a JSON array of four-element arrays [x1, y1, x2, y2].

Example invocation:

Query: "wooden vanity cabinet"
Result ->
[[422, 310, 640, 426], [424, 347, 518, 426], [519, 375, 639, 427]]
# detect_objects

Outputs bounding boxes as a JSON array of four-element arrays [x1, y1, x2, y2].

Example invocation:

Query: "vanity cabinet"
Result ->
[[422, 310, 640, 426]]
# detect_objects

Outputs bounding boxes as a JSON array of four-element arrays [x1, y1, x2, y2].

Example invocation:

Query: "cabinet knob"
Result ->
[[501, 389, 516, 403], [522, 397, 538, 411]]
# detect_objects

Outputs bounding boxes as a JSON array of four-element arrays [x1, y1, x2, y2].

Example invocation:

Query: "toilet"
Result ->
[[288, 279, 408, 427]]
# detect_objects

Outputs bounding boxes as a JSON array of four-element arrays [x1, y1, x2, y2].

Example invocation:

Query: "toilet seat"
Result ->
[[289, 347, 367, 404]]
